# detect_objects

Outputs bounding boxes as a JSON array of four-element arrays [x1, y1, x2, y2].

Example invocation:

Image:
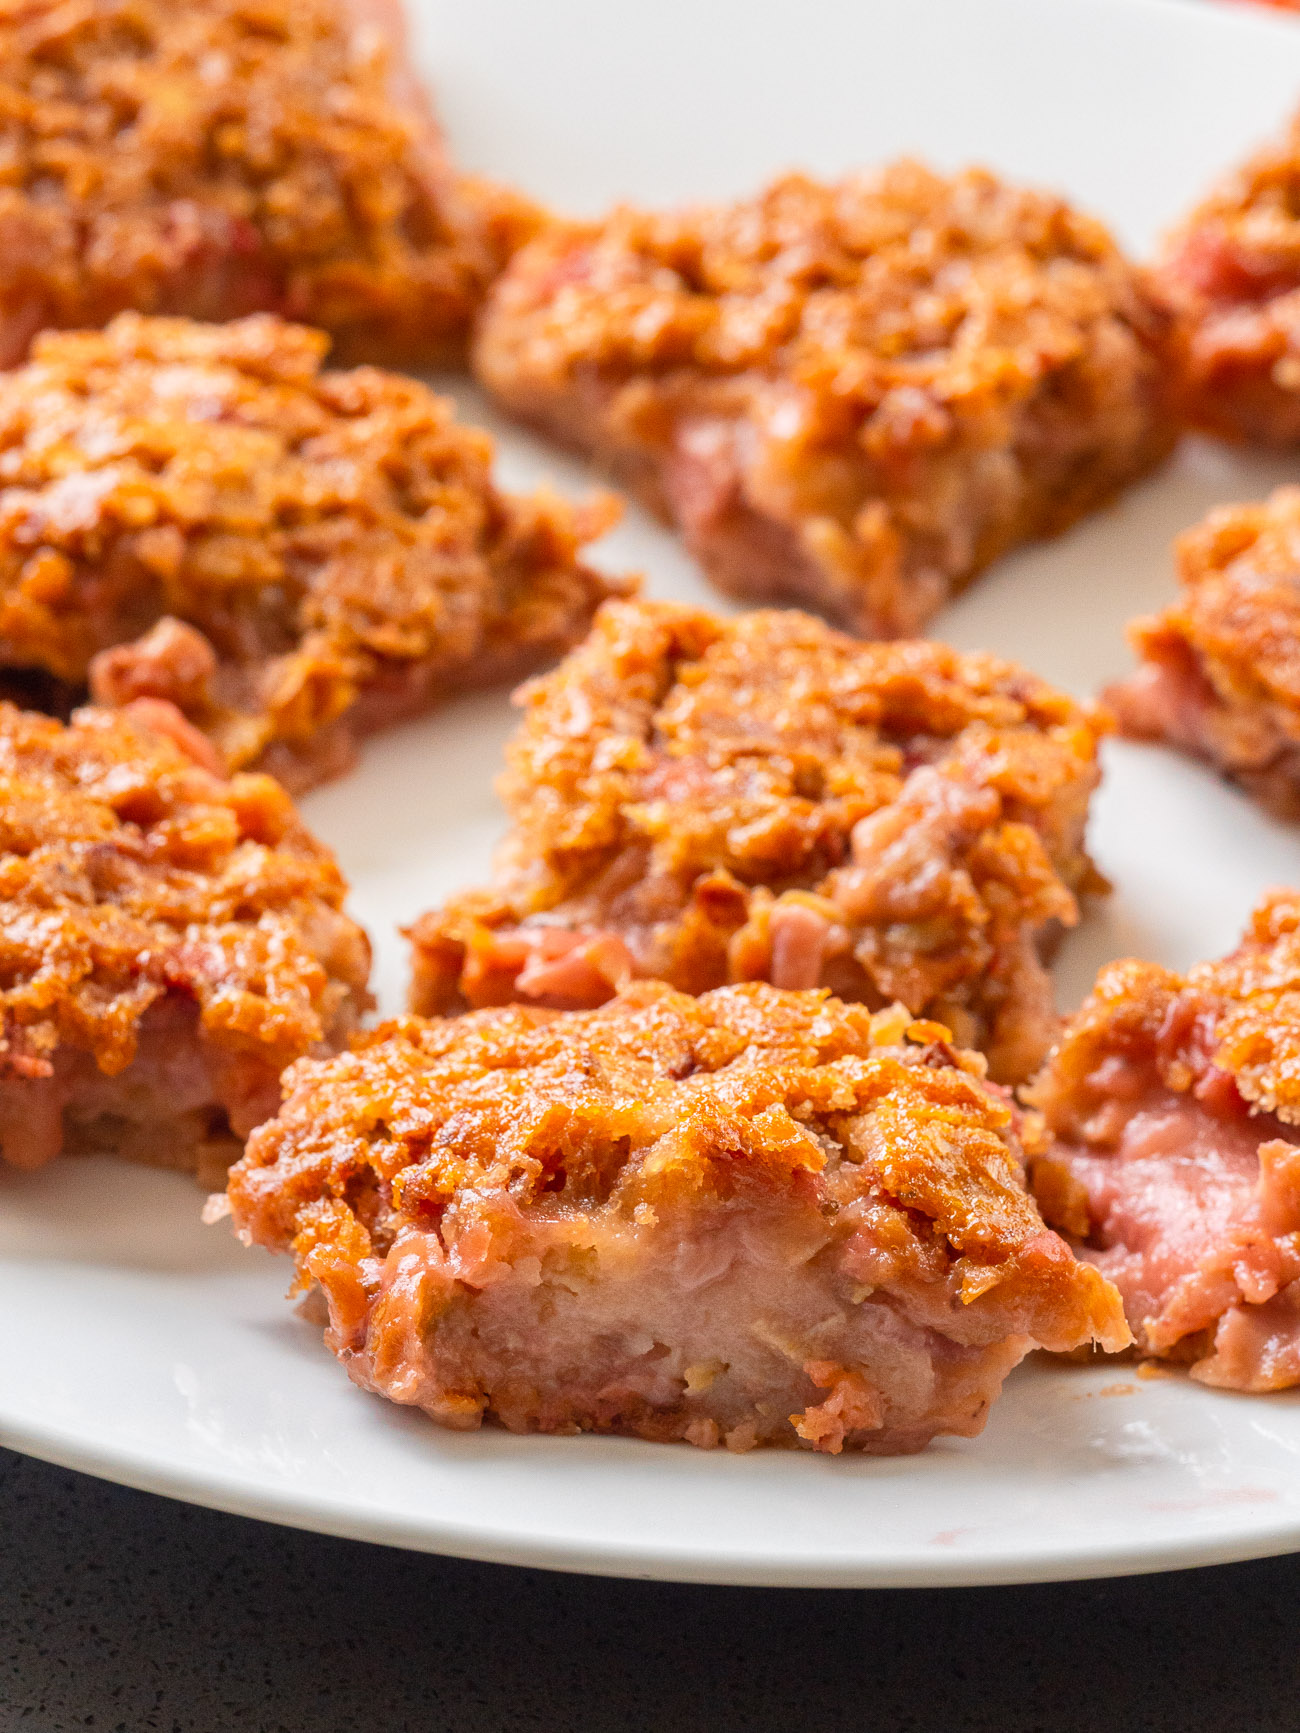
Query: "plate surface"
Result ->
[[6, 0, 1300, 1589]]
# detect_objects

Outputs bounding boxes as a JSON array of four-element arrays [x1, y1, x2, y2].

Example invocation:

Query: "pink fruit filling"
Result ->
[[1049, 1078, 1300, 1390]]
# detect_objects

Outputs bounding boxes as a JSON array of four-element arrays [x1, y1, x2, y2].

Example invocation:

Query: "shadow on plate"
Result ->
[[0, 1156, 254, 1276]]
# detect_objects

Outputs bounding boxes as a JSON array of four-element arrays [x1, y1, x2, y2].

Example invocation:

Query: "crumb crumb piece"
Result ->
[[0, 312, 627, 792], [0, 0, 542, 366], [0, 699, 370, 1174], [1155, 107, 1300, 443], [1026, 890, 1300, 1391], [226, 979, 1127, 1453], [1107, 487, 1300, 819], [477, 162, 1173, 636], [406, 598, 1107, 1084]]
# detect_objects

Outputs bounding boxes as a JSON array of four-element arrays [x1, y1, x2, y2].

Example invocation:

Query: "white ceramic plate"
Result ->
[[6, 0, 1300, 1590]]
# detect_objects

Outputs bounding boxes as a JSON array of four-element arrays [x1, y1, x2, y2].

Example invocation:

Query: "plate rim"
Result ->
[[10, 0, 1300, 1591], [6, 1397, 1300, 1589]]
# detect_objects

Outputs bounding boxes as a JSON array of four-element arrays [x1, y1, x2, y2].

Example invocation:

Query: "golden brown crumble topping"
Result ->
[[229, 984, 1096, 1280], [1026, 890, 1300, 1136]]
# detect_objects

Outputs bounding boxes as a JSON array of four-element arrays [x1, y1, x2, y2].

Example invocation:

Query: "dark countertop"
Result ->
[[3, 1445, 1298, 1733]]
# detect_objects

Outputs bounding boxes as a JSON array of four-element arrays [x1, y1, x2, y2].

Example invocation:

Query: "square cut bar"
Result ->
[[1154, 107, 1300, 443], [224, 982, 1127, 1454], [0, 699, 370, 1181], [473, 162, 1176, 638], [1025, 891, 1300, 1391], [0, 0, 540, 367], [406, 599, 1108, 1085], [1106, 487, 1300, 819], [0, 312, 628, 793]]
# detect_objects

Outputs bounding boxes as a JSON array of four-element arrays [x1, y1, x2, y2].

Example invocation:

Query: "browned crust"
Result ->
[[405, 598, 1108, 1084], [474, 162, 1176, 637], [0, 312, 629, 791], [0, 698, 371, 1167], [0, 0, 543, 367], [1106, 487, 1300, 817]]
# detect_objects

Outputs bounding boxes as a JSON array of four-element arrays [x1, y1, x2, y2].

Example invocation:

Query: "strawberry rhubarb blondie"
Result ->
[[0, 699, 370, 1181], [0, 0, 538, 366], [1026, 891, 1300, 1391], [474, 161, 1175, 637], [223, 981, 1127, 1453], [1155, 106, 1300, 443], [1106, 487, 1300, 818], [0, 312, 625, 792], [406, 599, 1108, 1084]]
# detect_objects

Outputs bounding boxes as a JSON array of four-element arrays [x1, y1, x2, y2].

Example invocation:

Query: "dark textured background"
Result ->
[[2, 1445, 1299, 1733]]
